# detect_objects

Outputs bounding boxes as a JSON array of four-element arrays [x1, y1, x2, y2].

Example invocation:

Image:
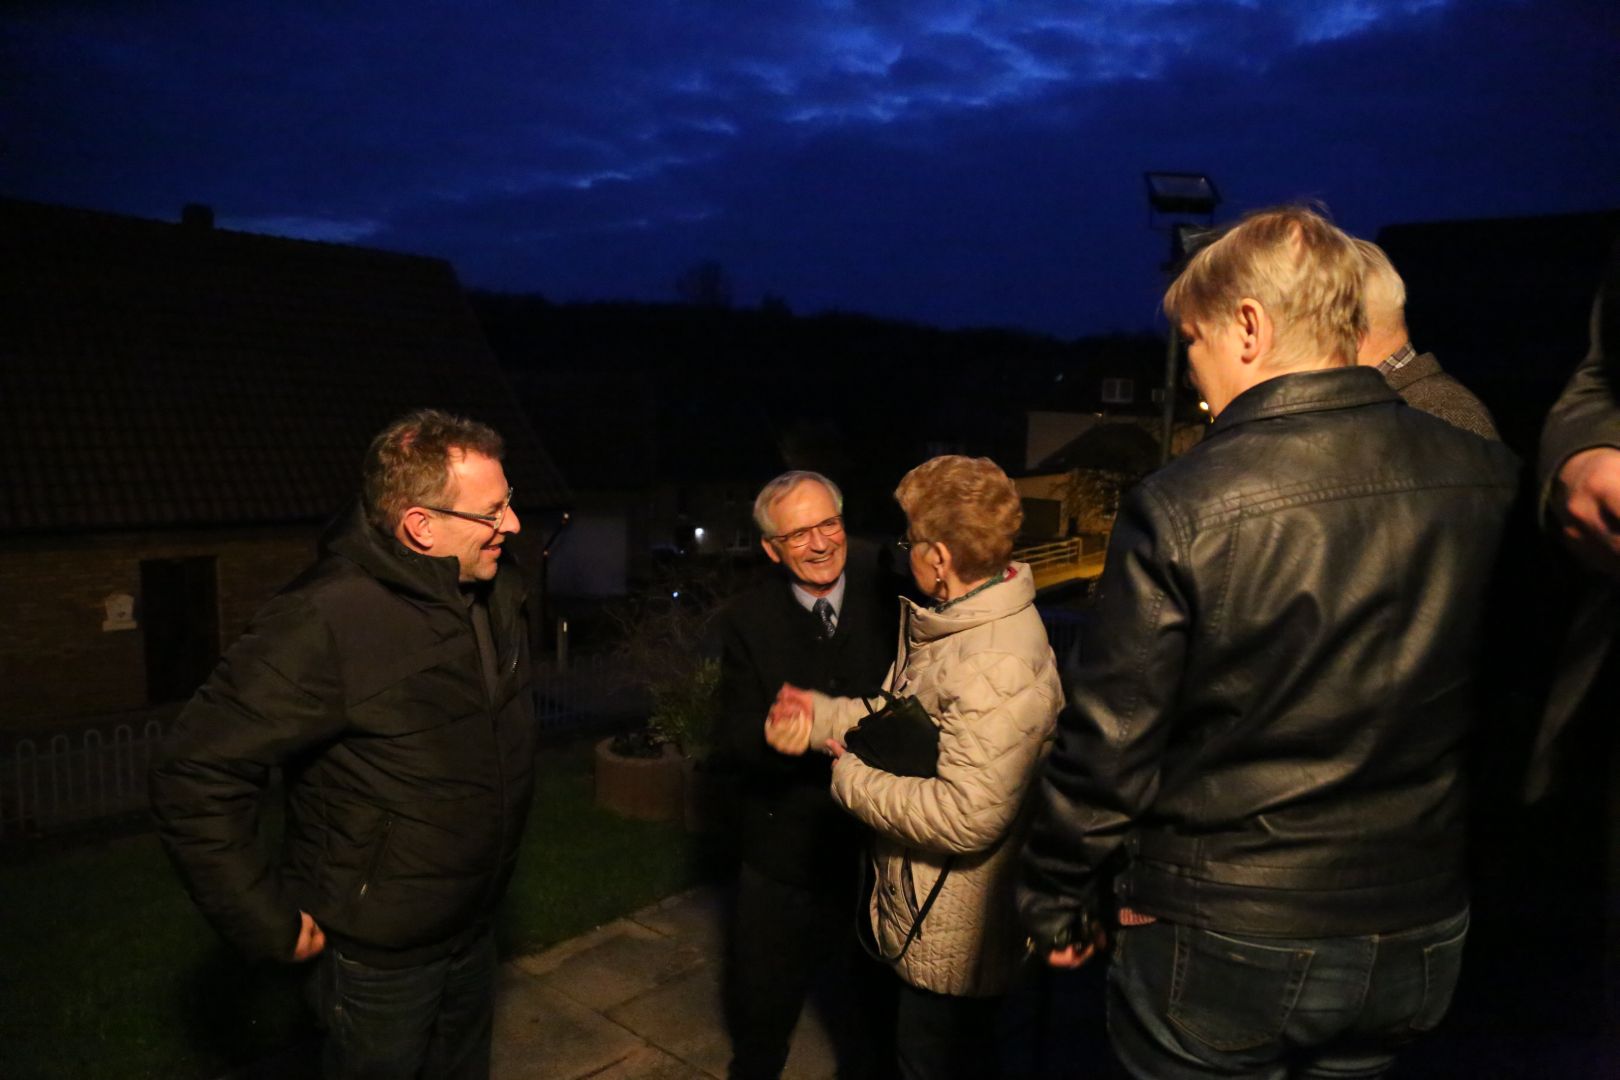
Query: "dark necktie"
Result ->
[[813, 598, 837, 639]]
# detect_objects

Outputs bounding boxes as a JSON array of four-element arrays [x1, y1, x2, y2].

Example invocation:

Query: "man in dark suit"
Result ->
[[1354, 238, 1500, 440], [718, 470, 897, 1080]]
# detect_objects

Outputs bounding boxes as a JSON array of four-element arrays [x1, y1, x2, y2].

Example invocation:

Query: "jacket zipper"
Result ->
[[357, 814, 395, 901], [479, 591, 513, 913]]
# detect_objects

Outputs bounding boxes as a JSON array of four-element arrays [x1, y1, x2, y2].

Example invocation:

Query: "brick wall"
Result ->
[[0, 525, 321, 731]]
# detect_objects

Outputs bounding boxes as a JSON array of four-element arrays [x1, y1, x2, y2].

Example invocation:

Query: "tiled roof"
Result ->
[[1036, 420, 1160, 475], [0, 199, 569, 532]]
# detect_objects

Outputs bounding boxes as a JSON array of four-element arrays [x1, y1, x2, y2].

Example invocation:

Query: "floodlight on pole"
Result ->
[[1144, 171, 1221, 465], [1145, 172, 1221, 218]]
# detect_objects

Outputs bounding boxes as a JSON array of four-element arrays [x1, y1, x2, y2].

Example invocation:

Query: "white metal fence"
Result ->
[[0, 656, 623, 841], [1015, 536, 1088, 571], [0, 721, 167, 839]]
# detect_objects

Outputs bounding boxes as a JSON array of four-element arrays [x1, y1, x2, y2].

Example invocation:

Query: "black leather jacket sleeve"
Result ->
[[1017, 481, 1189, 950], [1539, 256, 1620, 523], [149, 593, 347, 962]]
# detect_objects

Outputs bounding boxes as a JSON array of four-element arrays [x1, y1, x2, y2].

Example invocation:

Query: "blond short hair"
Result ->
[[1163, 205, 1365, 367], [1353, 238, 1408, 337], [894, 456, 1022, 582]]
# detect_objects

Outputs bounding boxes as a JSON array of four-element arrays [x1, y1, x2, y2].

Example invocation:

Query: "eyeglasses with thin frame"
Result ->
[[421, 487, 515, 531], [893, 535, 933, 553], [768, 515, 844, 550]]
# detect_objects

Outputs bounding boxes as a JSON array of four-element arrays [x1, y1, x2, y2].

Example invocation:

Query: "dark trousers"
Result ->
[[726, 862, 895, 1080], [894, 981, 1002, 1080], [307, 929, 496, 1080], [1107, 909, 1470, 1079]]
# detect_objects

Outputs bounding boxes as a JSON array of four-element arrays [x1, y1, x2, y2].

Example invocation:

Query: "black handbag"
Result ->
[[842, 691, 940, 778], [843, 691, 953, 964]]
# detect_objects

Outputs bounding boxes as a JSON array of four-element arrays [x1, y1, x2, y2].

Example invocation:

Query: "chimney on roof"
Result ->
[[181, 203, 215, 230]]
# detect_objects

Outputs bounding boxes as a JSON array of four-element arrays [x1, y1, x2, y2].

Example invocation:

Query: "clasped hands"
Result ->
[[764, 684, 844, 758]]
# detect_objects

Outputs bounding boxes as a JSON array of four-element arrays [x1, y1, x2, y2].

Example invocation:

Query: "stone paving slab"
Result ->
[[511, 916, 645, 978], [586, 1044, 716, 1079], [524, 920, 707, 1013], [491, 967, 646, 1080], [606, 961, 731, 1076], [629, 887, 729, 956]]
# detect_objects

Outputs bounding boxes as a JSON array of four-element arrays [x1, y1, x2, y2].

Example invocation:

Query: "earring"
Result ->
[[935, 572, 946, 593]]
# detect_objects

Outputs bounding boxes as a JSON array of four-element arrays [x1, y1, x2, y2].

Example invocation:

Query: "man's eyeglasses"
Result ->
[[768, 515, 844, 550], [421, 487, 514, 531]]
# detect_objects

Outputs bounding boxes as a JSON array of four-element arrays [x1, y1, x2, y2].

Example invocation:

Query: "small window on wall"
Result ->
[[140, 557, 220, 704], [1101, 378, 1135, 404]]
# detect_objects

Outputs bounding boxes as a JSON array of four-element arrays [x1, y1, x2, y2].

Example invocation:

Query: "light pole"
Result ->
[[1144, 172, 1221, 464]]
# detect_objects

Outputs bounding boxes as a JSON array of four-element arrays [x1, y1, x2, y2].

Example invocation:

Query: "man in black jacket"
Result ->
[[1018, 207, 1519, 1079], [151, 409, 534, 1080], [1532, 241, 1620, 797], [718, 470, 896, 1080], [1531, 243, 1620, 1032]]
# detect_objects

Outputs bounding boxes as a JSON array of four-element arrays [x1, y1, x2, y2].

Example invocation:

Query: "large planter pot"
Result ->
[[594, 737, 684, 823]]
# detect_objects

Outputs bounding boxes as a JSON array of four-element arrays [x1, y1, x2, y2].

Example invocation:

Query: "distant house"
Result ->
[[1017, 401, 1204, 545], [0, 198, 569, 732]]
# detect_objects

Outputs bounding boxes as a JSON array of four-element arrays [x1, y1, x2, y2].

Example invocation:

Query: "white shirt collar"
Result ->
[[791, 573, 846, 619]]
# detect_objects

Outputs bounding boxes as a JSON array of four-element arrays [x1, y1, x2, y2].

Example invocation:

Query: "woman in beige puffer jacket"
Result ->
[[768, 455, 1062, 1080]]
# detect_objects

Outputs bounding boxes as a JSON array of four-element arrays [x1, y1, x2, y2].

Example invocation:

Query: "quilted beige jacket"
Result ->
[[809, 562, 1061, 997]]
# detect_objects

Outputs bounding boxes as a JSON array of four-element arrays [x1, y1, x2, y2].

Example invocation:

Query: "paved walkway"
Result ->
[[238, 886, 843, 1080], [489, 887, 835, 1080], [484, 886, 1612, 1080], [236, 883, 1609, 1079]]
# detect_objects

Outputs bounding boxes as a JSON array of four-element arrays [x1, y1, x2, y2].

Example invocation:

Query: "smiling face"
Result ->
[[439, 450, 521, 583], [759, 479, 847, 595]]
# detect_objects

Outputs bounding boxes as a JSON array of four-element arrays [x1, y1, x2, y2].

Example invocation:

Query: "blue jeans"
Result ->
[[1107, 908, 1469, 1079], [307, 929, 497, 1080]]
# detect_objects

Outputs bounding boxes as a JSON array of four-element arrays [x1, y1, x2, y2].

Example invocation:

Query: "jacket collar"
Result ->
[[1382, 351, 1443, 393], [904, 561, 1036, 645], [320, 499, 521, 607], [1208, 366, 1399, 438]]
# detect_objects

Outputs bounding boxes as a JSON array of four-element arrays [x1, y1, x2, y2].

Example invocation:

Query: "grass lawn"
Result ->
[[0, 738, 721, 1080]]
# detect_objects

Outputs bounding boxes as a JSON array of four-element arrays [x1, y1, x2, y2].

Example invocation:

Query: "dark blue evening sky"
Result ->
[[3, 0, 1617, 337]]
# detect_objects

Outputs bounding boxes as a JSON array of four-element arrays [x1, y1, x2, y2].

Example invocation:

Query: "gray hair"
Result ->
[[753, 470, 844, 534], [1353, 238, 1408, 336]]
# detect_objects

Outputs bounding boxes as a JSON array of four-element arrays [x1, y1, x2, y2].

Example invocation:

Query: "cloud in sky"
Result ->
[[3, 0, 1617, 336]]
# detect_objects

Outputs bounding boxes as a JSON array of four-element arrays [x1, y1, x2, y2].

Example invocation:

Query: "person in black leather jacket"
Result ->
[[1530, 241, 1620, 800], [151, 409, 535, 1080], [1018, 207, 1520, 1079]]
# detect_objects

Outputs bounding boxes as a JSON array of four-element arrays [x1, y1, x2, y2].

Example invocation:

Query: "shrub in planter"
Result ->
[[595, 570, 734, 824], [648, 657, 720, 759]]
